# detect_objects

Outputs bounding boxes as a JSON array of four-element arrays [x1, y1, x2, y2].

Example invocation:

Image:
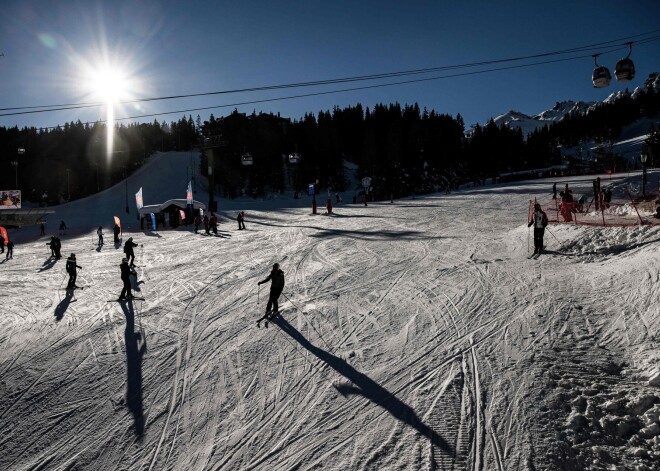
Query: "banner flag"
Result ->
[[150, 213, 156, 230], [186, 181, 193, 205], [0, 226, 7, 246], [135, 187, 143, 210], [114, 216, 122, 237], [179, 209, 186, 221]]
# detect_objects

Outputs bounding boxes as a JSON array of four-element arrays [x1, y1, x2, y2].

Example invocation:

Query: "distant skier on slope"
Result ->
[[528, 203, 548, 255], [65, 253, 82, 288], [123, 237, 139, 266], [5, 239, 13, 260], [48, 236, 62, 258], [97, 226, 104, 246], [258, 263, 285, 317], [237, 211, 246, 230], [113, 223, 121, 244], [119, 258, 133, 300]]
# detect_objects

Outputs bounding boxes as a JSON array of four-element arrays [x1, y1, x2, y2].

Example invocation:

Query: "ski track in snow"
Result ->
[[2, 157, 660, 470]]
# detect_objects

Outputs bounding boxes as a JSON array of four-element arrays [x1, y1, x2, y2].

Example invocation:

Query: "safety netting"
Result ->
[[531, 180, 660, 227]]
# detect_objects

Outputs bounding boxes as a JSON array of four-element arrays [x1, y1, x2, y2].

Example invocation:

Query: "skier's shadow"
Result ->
[[272, 317, 453, 455], [118, 300, 146, 438], [54, 290, 75, 321], [38, 257, 57, 272]]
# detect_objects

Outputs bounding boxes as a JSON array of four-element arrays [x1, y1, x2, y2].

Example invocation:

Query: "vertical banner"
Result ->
[[186, 181, 193, 205], [114, 215, 122, 237], [150, 212, 156, 231], [0, 226, 7, 246], [135, 187, 143, 210], [179, 209, 186, 221]]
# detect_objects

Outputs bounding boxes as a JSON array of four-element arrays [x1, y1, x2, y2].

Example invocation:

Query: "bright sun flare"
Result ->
[[90, 66, 128, 104]]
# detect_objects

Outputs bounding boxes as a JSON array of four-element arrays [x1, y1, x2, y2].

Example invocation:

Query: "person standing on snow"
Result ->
[[237, 211, 246, 230], [123, 237, 139, 266], [97, 226, 104, 246], [65, 253, 82, 288], [258, 263, 285, 316], [113, 223, 121, 244], [119, 258, 133, 300], [5, 239, 13, 260], [528, 203, 549, 255]]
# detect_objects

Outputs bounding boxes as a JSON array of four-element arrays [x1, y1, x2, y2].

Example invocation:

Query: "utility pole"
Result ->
[[200, 135, 227, 214]]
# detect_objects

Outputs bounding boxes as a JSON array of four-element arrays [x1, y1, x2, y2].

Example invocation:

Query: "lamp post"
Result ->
[[641, 150, 648, 197], [12, 147, 24, 189]]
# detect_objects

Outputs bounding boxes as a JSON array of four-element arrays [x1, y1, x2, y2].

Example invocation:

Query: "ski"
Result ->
[[60, 286, 85, 290], [107, 297, 145, 302], [256, 310, 282, 328]]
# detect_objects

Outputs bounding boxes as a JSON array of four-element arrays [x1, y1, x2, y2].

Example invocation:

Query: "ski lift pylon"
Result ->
[[591, 54, 611, 88], [614, 42, 635, 82]]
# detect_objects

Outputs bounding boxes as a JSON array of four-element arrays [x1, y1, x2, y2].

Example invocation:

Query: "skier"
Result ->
[[40, 222, 46, 237], [237, 211, 246, 230], [194, 215, 201, 233], [123, 237, 139, 266], [47, 236, 62, 258], [59, 220, 67, 235], [258, 263, 285, 317], [528, 203, 549, 255], [97, 226, 104, 246], [113, 223, 121, 244], [5, 239, 13, 260], [210, 214, 218, 234], [65, 253, 82, 288], [118, 258, 133, 300]]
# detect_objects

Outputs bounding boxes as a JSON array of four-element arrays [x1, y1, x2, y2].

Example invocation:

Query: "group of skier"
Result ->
[[57, 224, 141, 299]]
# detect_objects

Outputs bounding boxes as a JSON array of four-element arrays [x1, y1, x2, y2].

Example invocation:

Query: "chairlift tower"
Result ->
[[200, 135, 227, 213]]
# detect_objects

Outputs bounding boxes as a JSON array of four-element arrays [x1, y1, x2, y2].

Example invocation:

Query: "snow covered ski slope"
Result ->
[[2, 156, 660, 470]]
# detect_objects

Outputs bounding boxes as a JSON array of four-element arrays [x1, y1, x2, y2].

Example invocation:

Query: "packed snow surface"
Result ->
[[2, 152, 660, 470]]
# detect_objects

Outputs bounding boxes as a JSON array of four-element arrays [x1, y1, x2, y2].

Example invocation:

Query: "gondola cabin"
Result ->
[[614, 57, 635, 82], [288, 152, 301, 164], [241, 153, 253, 166], [592, 66, 612, 88]]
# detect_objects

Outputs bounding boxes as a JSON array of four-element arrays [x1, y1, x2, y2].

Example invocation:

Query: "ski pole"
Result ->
[[545, 226, 561, 245], [257, 283, 260, 305]]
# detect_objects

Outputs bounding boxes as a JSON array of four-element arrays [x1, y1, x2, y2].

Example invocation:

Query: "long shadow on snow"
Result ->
[[118, 300, 146, 438], [54, 289, 75, 321], [251, 220, 433, 241], [272, 316, 453, 455], [38, 256, 58, 272]]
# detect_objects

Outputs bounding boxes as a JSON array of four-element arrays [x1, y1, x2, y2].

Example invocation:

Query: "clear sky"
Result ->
[[1, 0, 659, 131]]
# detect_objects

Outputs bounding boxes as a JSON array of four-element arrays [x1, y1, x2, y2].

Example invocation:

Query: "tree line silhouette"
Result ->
[[1, 74, 658, 204]]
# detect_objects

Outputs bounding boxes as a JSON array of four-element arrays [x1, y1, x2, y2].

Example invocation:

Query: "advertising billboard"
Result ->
[[0, 190, 21, 209]]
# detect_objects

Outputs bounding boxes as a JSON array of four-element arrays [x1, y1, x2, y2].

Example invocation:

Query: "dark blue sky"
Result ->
[[1, 0, 659, 130]]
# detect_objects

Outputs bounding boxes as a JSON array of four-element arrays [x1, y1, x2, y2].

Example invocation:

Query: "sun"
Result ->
[[89, 66, 128, 104]]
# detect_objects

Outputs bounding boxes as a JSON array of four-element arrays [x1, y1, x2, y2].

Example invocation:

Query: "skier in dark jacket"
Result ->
[[528, 203, 549, 255], [123, 237, 139, 266], [258, 263, 285, 316], [237, 211, 246, 230], [65, 253, 82, 288], [113, 223, 121, 244], [97, 226, 104, 246], [47, 236, 62, 258], [119, 258, 133, 300]]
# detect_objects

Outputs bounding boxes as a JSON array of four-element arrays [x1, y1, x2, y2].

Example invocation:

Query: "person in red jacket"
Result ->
[[528, 203, 549, 255]]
